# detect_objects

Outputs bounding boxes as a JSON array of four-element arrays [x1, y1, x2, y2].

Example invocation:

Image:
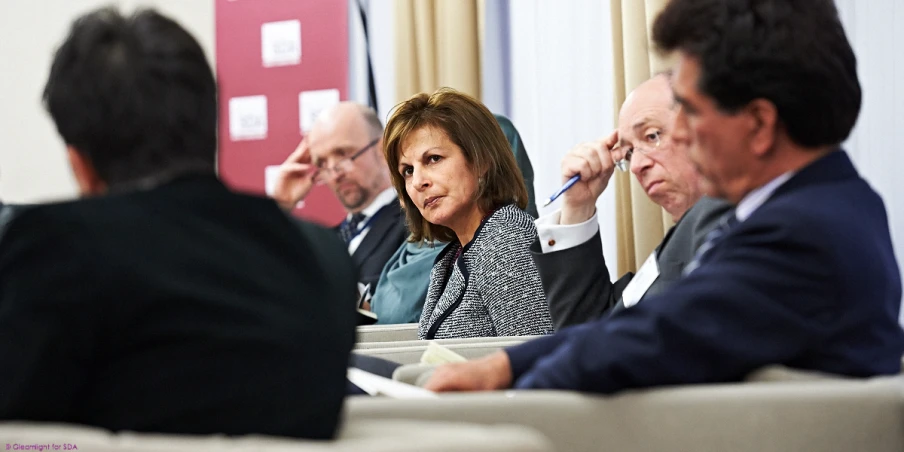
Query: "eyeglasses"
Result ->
[[610, 130, 662, 172], [314, 137, 380, 180]]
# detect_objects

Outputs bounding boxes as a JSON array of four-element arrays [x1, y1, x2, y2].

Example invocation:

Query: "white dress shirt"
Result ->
[[535, 209, 601, 253], [347, 187, 398, 255], [734, 172, 794, 222]]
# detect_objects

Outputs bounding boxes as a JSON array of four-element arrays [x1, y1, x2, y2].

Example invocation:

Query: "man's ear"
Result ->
[[745, 99, 779, 158], [66, 146, 107, 196]]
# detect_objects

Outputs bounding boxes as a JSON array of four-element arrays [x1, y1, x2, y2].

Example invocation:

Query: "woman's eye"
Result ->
[[400, 166, 413, 177], [428, 155, 442, 163]]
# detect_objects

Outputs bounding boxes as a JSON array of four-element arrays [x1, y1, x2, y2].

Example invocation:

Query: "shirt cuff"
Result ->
[[534, 209, 600, 253]]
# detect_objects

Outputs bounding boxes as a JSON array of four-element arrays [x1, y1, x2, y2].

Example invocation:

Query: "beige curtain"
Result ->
[[611, 0, 675, 275], [394, 0, 482, 103]]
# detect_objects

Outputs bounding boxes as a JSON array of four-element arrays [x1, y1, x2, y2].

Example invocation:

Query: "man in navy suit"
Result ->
[[425, 0, 904, 393]]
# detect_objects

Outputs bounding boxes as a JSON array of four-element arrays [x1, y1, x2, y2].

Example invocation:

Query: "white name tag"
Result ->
[[621, 251, 660, 308]]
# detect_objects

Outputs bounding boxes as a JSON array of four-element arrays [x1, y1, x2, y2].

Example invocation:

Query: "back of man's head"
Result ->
[[653, 0, 860, 148], [43, 7, 217, 191]]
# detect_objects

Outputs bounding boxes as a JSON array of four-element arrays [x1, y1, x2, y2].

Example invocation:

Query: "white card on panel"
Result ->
[[261, 20, 302, 67], [229, 95, 268, 141], [299, 89, 340, 133]]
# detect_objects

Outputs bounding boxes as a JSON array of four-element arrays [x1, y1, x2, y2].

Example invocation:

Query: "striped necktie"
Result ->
[[339, 213, 367, 244], [683, 212, 739, 276]]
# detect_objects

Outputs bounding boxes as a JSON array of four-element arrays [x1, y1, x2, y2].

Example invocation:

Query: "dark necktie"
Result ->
[[339, 213, 367, 244], [683, 212, 739, 276]]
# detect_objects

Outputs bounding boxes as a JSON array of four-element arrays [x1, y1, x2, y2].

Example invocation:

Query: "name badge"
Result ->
[[621, 251, 660, 308]]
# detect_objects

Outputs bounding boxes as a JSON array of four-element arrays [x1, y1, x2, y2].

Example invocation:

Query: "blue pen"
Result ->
[[541, 175, 581, 207]]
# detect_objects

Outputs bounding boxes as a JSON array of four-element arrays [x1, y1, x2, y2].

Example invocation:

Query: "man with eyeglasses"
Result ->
[[425, 0, 902, 395], [533, 73, 731, 328], [271, 102, 406, 295]]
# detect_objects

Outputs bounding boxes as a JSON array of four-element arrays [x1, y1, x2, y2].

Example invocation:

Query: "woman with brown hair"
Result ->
[[383, 88, 553, 339]]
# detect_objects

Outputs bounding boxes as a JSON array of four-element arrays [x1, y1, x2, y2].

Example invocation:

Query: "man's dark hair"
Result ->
[[652, 0, 861, 148], [43, 7, 217, 189]]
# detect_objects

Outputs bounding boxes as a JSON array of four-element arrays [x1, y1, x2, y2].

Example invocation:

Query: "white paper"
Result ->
[[622, 251, 660, 308], [420, 342, 468, 365], [264, 165, 282, 196], [299, 88, 340, 133], [347, 368, 438, 399], [228, 95, 268, 141], [261, 20, 301, 67], [357, 282, 373, 308]]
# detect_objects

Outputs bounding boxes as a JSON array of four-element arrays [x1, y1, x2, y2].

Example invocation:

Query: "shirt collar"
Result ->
[[734, 171, 795, 222], [348, 187, 397, 221]]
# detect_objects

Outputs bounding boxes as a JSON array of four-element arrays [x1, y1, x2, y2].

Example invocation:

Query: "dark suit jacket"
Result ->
[[0, 176, 357, 439], [350, 200, 408, 289], [0, 201, 13, 231], [508, 151, 904, 392], [533, 196, 731, 329]]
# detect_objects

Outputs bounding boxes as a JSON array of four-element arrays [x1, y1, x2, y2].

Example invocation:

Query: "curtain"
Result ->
[[610, 0, 674, 275], [394, 0, 481, 102]]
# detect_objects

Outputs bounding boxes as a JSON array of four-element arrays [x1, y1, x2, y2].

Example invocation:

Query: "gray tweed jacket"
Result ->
[[418, 204, 554, 339]]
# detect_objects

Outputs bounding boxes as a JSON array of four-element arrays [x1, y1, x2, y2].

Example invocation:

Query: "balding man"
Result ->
[[534, 73, 730, 328], [425, 0, 903, 394], [272, 102, 406, 292]]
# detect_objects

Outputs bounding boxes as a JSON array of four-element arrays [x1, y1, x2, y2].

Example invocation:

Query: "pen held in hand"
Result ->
[[541, 175, 581, 207]]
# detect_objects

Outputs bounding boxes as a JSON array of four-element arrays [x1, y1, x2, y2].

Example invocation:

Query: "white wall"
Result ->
[[0, 0, 214, 203], [835, 0, 904, 321], [507, 0, 619, 281]]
